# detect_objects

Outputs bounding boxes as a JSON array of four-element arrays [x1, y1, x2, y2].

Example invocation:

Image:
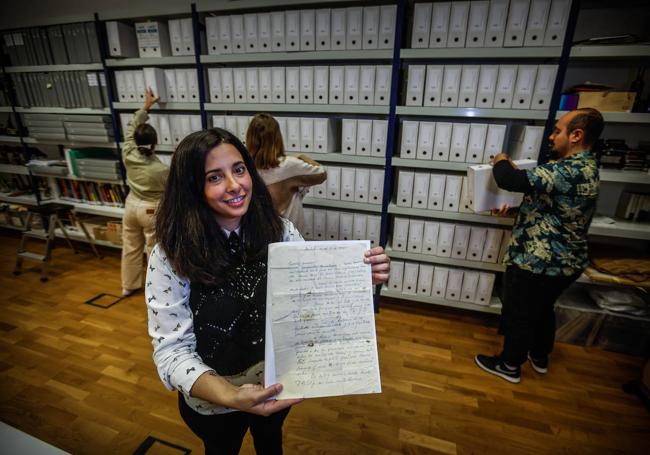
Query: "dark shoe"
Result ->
[[528, 354, 548, 374], [475, 354, 521, 384]]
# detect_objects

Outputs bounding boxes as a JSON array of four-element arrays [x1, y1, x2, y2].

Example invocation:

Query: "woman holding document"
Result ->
[[145, 127, 390, 454]]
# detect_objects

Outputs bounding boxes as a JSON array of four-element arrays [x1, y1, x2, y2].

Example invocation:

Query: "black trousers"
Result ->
[[499, 265, 580, 366], [178, 393, 291, 455]]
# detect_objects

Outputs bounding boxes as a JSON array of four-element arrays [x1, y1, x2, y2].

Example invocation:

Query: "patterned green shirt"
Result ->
[[504, 150, 599, 276]]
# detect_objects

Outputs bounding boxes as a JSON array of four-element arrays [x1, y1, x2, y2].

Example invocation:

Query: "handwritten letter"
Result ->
[[264, 240, 381, 399]]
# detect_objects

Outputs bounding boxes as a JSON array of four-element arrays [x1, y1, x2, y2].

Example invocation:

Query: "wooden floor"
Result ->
[[0, 229, 649, 455]]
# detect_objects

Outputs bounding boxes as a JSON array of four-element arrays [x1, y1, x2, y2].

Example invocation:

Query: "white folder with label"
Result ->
[[354, 168, 370, 203], [466, 226, 488, 261], [344, 66, 360, 105], [452, 225, 471, 259], [407, 219, 424, 253], [362, 6, 380, 50], [483, 124, 507, 162], [504, 0, 531, 47], [417, 265, 434, 296], [406, 65, 426, 106], [481, 228, 504, 263], [459, 65, 480, 107], [513, 65, 538, 109], [356, 119, 372, 156], [244, 13, 259, 53], [436, 223, 455, 257], [443, 175, 462, 212], [371, 120, 388, 157], [433, 122, 452, 161], [378, 5, 397, 49], [374, 66, 391, 105], [424, 65, 444, 107], [411, 3, 432, 48], [493, 65, 518, 108], [402, 263, 419, 295], [422, 221, 440, 256], [339, 213, 353, 241], [531, 65, 557, 110], [314, 66, 329, 104], [392, 218, 409, 252], [400, 120, 419, 159], [323, 211, 338, 241], [352, 213, 367, 241], [285, 10, 300, 51], [271, 11, 285, 51], [412, 172, 430, 209], [230, 15, 245, 53], [467, 123, 487, 163], [316, 9, 331, 51], [485, 0, 509, 47], [300, 9, 316, 51], [272, 67, 286, 103], [340, 167, 356, 201], [476, 65, 498, 108], [286, 67, 300, 104], [543, 0, 571, 47], [445, 269, 464, 301], [430, 2, 451, 48], [330, 8, 346, 50], [299, 66, 314, 104], [369, 169, 384, 205], [259, 67, 272, 103], [346, 7, 363, 50], [388, 260, 405, 292], [341, 119, 357, 155], [329, 66, 344, 104], [427, 174, 446, 211], [460, 271, 480, 303], [416, 121, 435, 160], [450, 123, 470, 162], [447, 1, 470, 48], [396, 170, 415, 207], [359, 66, 376, 105], [300, 117, 314, 153], [441, 65, 462, 107], [432, 267, 450, 298], [475, 273, 496, 305], [466, 1, 489, 47], [524, 0, 551, 46], [258, 13, 272, 52], [325, 165, 341, 200]]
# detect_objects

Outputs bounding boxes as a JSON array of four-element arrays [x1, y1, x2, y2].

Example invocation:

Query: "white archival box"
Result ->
[[467, 159, 536, 212]]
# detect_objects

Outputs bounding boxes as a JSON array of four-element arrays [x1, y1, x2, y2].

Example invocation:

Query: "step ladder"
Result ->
[[13, 203, 101, 282]]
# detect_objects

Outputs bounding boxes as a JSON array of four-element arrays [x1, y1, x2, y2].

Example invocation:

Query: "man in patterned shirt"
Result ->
[[475, 108, 604, 383]]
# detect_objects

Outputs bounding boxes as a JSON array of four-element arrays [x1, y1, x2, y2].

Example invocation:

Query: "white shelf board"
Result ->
[[197, 0, 352, 12], [556, 111, 650, 124], [397, 106, 548, 120], [401, 47, 562, 59], [105, 56, 196, 67], [388, 203, 515, 226], [0, 135, 23, 143], [386, 246, 506, 272], [98, 5, 191, 20], [54, 199, 124, 218], [0, 164, 29, 175], [0, 194, 39, 205], [294, 152, 385, 166], [600, 169, 650, 184], [201, 49, 393, 64], [303, 197, 382, 213], [113, 102, 200, 111], [570, 45, 650, 59], [588, 217, 650, 240], [205, 103, 390, 115], [381, 287, 502, 314], [5, 64, 103, 73], [392, 158, 471, 172], [15, 107, 110, 115]]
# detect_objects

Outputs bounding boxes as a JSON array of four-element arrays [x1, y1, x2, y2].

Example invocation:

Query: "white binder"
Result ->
[[170, 115, 184, 145], [313, 117, 337, 153], [459, 65, 480, 107], [371, 120, 388, 157], [499, 230, 511, 263], [230, 15, 245, 53], [211, 115, 226, 129], [168, 19, 184, 56], [134, 71, 146, 102], [106, 21, 138, 58], [362, 6, 380, 50], [412, 172, 431, 209], [450, 123, 470, 162], [300, 9, 316, 51], [504, 0, 531, 47], [422, 221, 440, 255], [258, 13, 272, 52], [374, 65, 392, 105], [513, 65, 538, 109], [531, 64, 557, 110], [524, 0, 551, 46], [436, 222, 455, 257], [299, 66, 314, 104], [354, 167, 370, 203], [331, 8, 346, 50], [466, 1, 489, 47], [483, 123, 507, 162], [341, 119, 357, 155], [286, 117, 300, 152], [339, 212, 354, 241], [329, 66, 344, 104], [429, 2, 451, 48], [443, 175, 462, 212], [441, 65, 462, 107], [543, 0, 571, 47], [313, 209, 327, 240], [369, 169, 384, 205], [476, 65, 498, 108], [271, 67, 286, 103], [366, 215, 381, 247], [346, 7, 363, 50], [344, 65, 360, 105], [432, 267, 450, 298], [115, 71, 128, 101], [300, 117, 314, 153], [232, 68, 246, 103], [406, 65, 426, 106], [433, 122, 452, 161], [143, 68, 168, 103], [356, 119, 372, 156], [400, 120, 419, 159], [158, 115, 172, 145], [424, 65, 444, 107], [285, 10, 300, 51], [467, 226, 488, 261], [402, 263, 419, 295], [313, 168, 327, 199], [416, 121, 435, 160], [285, 67, 300, 104], [459, 176, 473, 213], [224, 116, 238, 136], [216, 16, 232, 54], [124, 70, 137, 101], [460, 271, 480, 303], [481, 228, 504, 263], [467, 123, 488, 163], [509, 125, 544, 161], [445, 269, 464, 301], [452, 224, 471, 259], [396, 170, 415, 207], [276, 117, 287, 144], [475, 272, 496, 305], [340, 166, 356, 201], [417, 265, 434, 296], [135, 21, 171, 58], [325, 165, 341, 200], [407, 219, 424, 253], [411, 2, 432, 48], [352, 213, 368, 241], [220, 68, 235, 103], [302, 207, 314, 240], [388, 260, 405, 292], [493, 65, 518, 108], [258, 67, 272, 103], [174, 69, 188, 102], [244, 13, 259, 53], [186, 69, 199, 102], [179, 18, 195, 56], [208, 68, 222, 102], [359, 66, 376, 105], [378, 5, 397, 49], [485, 0, 509, 48], [316, 9, 331, 51], [427, 174, 446, 211], [271, 11, 286, 51], [447, 1, 470, 48], [314, 66, 329, 104], [236, 116, 249, 145]]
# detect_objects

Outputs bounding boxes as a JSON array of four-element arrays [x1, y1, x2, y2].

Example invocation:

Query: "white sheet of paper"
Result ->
[[264, 240, 381, 399]]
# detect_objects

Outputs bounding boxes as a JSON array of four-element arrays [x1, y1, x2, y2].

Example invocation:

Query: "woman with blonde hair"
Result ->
[[246, 113, 326, 232]]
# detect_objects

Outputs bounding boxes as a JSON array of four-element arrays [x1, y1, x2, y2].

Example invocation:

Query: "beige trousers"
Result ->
[[121, 192, 158, 291]]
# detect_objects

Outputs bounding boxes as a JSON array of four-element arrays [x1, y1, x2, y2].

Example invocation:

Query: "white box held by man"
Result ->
[[467, 159, 537, 212]]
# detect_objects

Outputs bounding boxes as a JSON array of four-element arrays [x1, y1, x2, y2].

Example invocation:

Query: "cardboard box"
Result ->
[[106, 221, 122, 244], [577, 91, 636, 112], [92, 226, 108, 241]]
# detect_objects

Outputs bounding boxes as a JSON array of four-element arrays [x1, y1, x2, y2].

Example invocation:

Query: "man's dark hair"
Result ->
[[134, 124, 158, 156], [567, 108, 604, 148], [155, 127, 283, 285]]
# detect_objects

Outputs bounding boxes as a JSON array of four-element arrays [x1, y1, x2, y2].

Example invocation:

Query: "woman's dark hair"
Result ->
[[155, 127, 284, 285], [134, 123, 157, 156]]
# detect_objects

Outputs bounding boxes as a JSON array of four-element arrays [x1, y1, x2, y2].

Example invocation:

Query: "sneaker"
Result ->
[[528, 354, 548, 374], [122, 288, 137, 297], [475, 354, 521, 384]]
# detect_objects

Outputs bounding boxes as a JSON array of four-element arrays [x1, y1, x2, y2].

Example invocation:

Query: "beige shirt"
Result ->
[[122, 109, 169, 202], [257, 155, 326, 233]]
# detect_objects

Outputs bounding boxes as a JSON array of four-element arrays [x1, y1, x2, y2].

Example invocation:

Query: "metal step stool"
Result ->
[[13, 203, 101, 282]]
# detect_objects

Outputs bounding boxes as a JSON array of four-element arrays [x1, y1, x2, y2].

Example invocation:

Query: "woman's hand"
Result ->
[[231, 383, 303, 416], [143, 87, 160, 111], [364, 246, 390, 285]]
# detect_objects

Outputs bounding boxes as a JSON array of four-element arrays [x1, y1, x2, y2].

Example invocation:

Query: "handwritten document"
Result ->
[[264, 240, 381, 399]]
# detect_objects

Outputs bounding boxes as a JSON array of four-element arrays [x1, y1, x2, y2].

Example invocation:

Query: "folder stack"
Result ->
[[302, 208, 381, 247], [21, 113, 66, 141], [11, 71, 108, 109], [63, 115, 115, 144]]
